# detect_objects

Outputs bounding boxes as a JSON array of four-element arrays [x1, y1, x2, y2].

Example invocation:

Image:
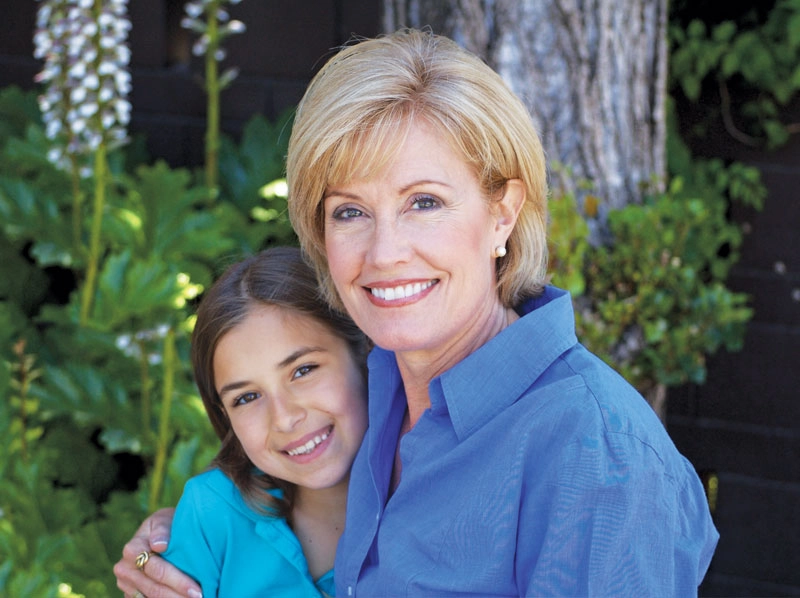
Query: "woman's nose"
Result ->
[[367, 216, 412, 268]]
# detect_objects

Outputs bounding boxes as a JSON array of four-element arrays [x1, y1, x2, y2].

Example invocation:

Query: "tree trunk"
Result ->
[[643, 382, 667, 424], [382, 0, 668, 217], [383, 0, 671, 422]]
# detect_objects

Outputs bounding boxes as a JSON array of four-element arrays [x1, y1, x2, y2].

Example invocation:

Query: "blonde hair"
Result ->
[[287, 28, 549, 309]]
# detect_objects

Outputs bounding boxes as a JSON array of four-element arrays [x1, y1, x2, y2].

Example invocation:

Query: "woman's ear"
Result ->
[[493, 178, 526, 240]]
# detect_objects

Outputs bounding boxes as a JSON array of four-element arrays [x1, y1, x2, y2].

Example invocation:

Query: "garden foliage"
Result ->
[[548, 115, 765, 397], [0, 84, 294, 595], [670, 0, 800, 147]]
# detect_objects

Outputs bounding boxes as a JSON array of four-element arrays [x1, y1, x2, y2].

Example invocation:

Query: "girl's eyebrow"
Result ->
[[277, 346, 326, 369], [218, 379, 250, 398], [217, 346, 327, 397]]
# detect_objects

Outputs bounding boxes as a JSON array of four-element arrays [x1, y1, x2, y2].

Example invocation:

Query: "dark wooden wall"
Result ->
[[669, 96, 800, 597], [1, 1, 798, 595]]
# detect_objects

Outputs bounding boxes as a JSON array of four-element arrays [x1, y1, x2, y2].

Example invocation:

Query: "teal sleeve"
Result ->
[[162, 477, 224, 597]]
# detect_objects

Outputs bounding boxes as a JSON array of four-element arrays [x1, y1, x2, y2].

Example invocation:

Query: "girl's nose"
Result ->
[[268, 392, 305, 432]]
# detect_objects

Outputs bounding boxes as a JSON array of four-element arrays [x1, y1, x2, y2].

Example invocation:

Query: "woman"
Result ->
[[115, 29, 718, 597]]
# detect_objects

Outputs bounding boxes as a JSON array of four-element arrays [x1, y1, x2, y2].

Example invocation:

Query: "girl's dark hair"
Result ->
[[190, 246, 369, 518]]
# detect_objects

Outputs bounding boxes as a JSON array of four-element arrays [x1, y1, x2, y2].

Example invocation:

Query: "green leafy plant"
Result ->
[[0, 74, 292, 593], [549, 112, 766, 417], [670, 0, 800, 147], [1, 1, 291, 593]]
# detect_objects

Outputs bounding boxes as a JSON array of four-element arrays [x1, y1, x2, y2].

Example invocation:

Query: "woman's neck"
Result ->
[[397, 304, 519, 427]]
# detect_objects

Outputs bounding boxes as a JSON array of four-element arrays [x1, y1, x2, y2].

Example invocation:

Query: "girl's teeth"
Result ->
[[287, 429, 329, 456]]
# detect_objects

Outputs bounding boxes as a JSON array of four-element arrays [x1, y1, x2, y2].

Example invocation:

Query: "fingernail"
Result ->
[[188, 590, 203, 598], [152, 538, 168, 549]]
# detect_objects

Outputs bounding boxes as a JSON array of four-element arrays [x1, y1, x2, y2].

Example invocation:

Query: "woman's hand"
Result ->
[[113, 507, 202, 598]]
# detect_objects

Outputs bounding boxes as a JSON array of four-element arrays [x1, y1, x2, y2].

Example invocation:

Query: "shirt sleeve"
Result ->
[[516, 423, 719, 597], [162, 476, 224, 597]]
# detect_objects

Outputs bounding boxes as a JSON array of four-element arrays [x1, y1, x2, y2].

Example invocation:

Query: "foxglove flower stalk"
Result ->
[[34, 0, 132, 324], [34, 0, 132, 175], [116, 324, 178, 511], [181, 0, 245, 69], [181, 0, 246, 194]]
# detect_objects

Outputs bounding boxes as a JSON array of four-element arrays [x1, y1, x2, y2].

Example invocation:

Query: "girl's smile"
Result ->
[[214, 304, 367, 493], [283, 424, 333, 459]]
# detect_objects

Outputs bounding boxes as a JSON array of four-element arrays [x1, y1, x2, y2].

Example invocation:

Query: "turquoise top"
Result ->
[[164, 468, 334, 597]]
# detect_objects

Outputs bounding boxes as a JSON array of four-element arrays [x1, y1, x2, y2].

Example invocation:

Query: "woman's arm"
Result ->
[[113, 508, 203, 598]]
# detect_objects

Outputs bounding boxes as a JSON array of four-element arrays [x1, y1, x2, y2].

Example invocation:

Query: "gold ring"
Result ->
[[135, 550, 151, 571]]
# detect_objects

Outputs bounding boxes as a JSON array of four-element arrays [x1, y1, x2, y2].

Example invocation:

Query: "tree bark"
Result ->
[[382, 0, 668, 217], [643, 381, 667, 423]]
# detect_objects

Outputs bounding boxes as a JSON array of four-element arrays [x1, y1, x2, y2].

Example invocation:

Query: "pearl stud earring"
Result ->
[[494, 245, 507, 258]]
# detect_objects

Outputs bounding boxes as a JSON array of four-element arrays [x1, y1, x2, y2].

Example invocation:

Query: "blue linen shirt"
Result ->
[[163, 468, 334, 597], [335, 286, 719, 596]]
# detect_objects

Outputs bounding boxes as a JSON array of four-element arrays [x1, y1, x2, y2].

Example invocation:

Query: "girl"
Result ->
[[160, 246, 368, 597]]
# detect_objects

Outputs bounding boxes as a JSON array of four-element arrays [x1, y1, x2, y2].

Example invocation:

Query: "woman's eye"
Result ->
[[410, 195, 439, 210], [232, 391, 260, 407], [292, 364, 319, 379], [331, 206, 363, 220]]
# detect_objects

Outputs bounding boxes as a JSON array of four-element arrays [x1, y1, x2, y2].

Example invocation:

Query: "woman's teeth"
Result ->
[[370, 280, 435, 301]]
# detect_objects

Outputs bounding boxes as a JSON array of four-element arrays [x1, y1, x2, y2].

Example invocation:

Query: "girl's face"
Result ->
[[214, 304, 367, 493]]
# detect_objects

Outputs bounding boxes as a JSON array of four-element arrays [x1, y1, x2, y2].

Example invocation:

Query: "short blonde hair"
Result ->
[[287, 28, 548, 310]]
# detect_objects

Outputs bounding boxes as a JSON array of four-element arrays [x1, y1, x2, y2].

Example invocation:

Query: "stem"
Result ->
[[80, 142, 107, 325], [69, 154, 84, 253], [138, 337, 152, 442], [719, 79, 759, 147], [148, 327, 176, 512], [204, 2, 220, 198], [12, 340, 31, 462]]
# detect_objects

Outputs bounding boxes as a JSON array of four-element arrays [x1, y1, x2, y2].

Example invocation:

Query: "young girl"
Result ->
[[161, 246, 369, 597]]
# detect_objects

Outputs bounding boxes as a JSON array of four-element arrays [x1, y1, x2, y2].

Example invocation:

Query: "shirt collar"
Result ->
[[366, 286, 578, 442], [435, 286, 578, 441]]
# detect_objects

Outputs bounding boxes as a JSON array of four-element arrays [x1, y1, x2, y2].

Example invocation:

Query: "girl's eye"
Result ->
[[232, 391, 260, 407], [410, 195, 439, 210], [331, 205, 363, 220], [292, 364, 319, 379]]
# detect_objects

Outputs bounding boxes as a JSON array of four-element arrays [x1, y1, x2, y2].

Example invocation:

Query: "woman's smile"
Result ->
[[366, 279, 438, 303]]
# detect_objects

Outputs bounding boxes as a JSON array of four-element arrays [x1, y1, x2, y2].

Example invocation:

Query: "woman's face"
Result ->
[[214, 305, 367, 493], [322, 119, 521, 359]]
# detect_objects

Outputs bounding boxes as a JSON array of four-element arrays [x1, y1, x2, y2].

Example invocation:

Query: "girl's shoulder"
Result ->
[[183, 467, 236, 500], [181, 468, 282, 521]]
